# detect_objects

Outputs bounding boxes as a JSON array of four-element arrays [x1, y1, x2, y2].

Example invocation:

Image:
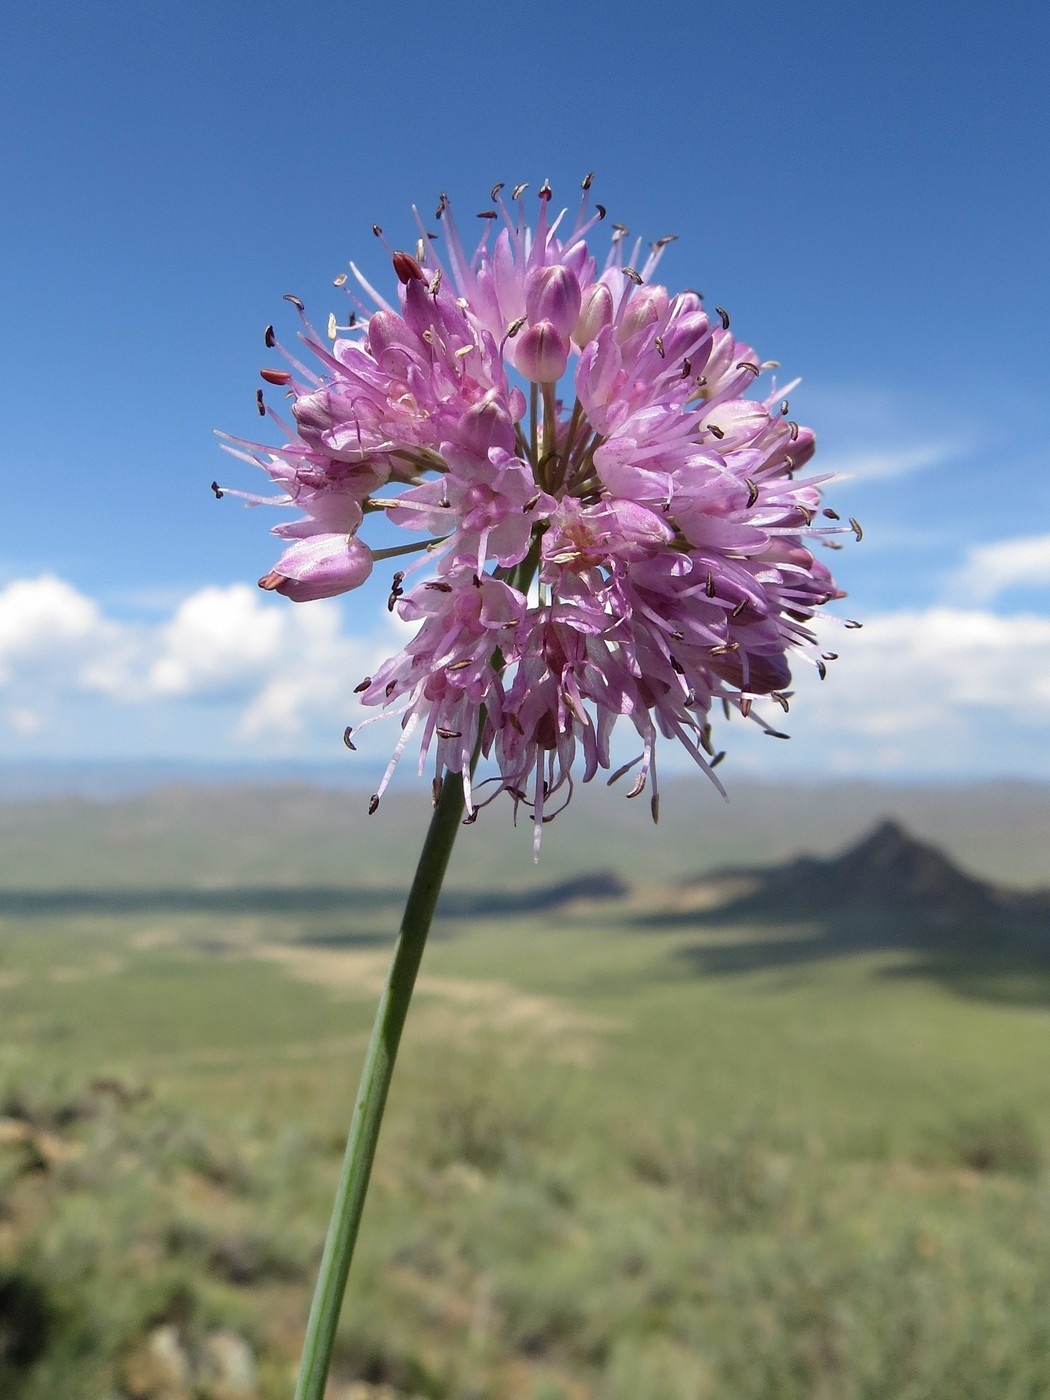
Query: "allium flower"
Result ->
[[217, 176, 854, 848]]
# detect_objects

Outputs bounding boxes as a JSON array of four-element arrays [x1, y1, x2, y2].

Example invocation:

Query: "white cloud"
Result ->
[[952, 532, 1050, 603], [7, 706, 43, 736], [0, 574, 398, 749], [721, 604, 1050, 779], [3, 576, 1050, 779], [0, 575, 117, 684], [818, 441, 956, 483]]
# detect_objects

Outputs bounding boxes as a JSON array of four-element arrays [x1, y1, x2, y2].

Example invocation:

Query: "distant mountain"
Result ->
[[694, 819, 1050, 937]]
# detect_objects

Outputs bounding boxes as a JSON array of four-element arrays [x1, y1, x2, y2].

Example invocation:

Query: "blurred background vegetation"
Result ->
[[2, 778, 1050, 1399]]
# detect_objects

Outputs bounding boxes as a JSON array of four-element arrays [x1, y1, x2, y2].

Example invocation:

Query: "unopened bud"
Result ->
[[392, 250, 426, 284], [572, 281, 614, 347], [514, 321, 569, 383], [524, 264, 582, 340], [617, 284, 668, 344]]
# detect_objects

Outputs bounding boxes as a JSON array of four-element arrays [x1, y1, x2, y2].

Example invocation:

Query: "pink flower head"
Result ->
[[218, 176, 855, 850]]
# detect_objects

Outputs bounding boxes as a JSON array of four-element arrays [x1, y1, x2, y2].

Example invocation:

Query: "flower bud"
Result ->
[[572, 281, 614, 347], [524, 264, 582, 339], [617, 285, 668, 345], [260, 533, 373, 601], [515, 321, 569, 383], [456, 388, 515, 455]]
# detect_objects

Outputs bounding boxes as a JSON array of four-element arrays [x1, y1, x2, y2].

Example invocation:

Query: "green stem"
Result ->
[[293, 771, 469, 1400]]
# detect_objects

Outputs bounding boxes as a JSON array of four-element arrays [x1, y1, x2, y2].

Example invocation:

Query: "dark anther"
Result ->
[[372, 223, 383, 237], [771, 692, 790, 713], [506, 314, 527, 338], [788, 420, 800, 441], [797, 505, 814, 525], [539, 178, 552, 200], [844, 619, 863, 629], [435, 192, 449, 220], [764, 728, 791, 740], [283, 294, 305, 311], [671, 656, 684, 673], [436, 727, 462, 739], [210, 481, 223, 499], [651, 793, 660, 825], [780, 399, 790, 415], [343, 727, 356, 750], [680, 358, 692, 378], [731, 598, 748, 619], [655, 234, 678, 248], [823, 508, 840, 520], [706, 572, 716, 597], [849, 517, 863, 541], [256, 389, 265, 416], [745, 479, 760, 508], [821, 651, 839, 661], [392, 250, 425, 284], [596, 203, 606, 219], [353, 677, 371, 693], [816, 660, 828, 680], [707, 423, 725, 440], [462, 809, 478, 825], [368, 794, 380, 815], [264, 324, 276, 348], [710, 751, 726, 769], [471, 573, 482, 588], [476, 209, 498, 219], [739, 697, 752, 717], [260, 368, 291, 385], [348, 312, 357, 327], [623, 266, 643, 285], [424, 581, 453, 592], [654, 335, 665, 358], [524, 492, 541, 512], [716, 306, 730, 330], [736, 361, 759, 375], [385, 680, 397, 697], [581, 171, 595, 189], [512, 182, 528, 199], [491, 181, 505, 199]]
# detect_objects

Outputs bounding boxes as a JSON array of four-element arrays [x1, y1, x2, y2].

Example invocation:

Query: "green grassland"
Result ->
[[2, 792, 1050, 1398]]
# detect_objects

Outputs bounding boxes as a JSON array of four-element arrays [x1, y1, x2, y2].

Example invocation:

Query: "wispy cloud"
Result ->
[[951, 532, 1050, 603], [818, 441, 957, 483]]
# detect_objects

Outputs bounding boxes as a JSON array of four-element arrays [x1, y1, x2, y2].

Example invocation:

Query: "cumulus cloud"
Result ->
[[3, 575, 1050, 778], [0, 574, 398, 749], [951, 532, 1050, 603], [718, 604, 1050, 780]]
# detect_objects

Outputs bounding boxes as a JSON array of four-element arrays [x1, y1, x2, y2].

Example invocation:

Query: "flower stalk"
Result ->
[[293, 768, 469, 1400]]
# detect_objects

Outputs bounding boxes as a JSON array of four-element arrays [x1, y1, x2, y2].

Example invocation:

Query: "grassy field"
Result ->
[[2, 796, 1050, 1398]]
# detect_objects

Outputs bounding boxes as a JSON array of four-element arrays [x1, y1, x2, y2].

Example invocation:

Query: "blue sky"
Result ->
[[3, 0, 1049, 784]]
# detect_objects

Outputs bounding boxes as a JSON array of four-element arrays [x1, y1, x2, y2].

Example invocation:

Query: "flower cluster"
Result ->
[[218, 177, 853, 845]]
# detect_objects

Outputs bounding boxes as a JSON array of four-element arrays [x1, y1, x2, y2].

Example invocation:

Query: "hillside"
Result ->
[[2, 776, 1050, 892]]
